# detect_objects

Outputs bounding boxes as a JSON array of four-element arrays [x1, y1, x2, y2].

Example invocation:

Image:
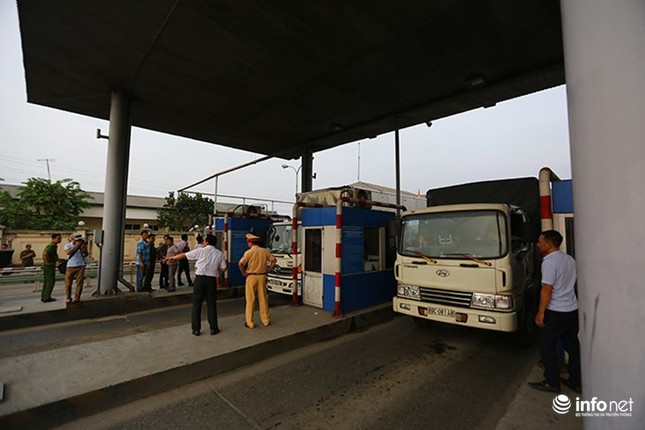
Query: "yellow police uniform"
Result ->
[[239, 238, 276, 328]]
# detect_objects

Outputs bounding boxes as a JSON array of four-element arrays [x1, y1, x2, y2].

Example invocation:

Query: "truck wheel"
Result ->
[[412, 317, 432, 328]]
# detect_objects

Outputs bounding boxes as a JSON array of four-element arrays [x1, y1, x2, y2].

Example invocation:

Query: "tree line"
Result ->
[[0, 178, 212, 231]]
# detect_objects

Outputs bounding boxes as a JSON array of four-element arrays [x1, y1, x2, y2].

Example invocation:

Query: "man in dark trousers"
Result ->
[[176, 233, 193, 286], [166, 234, 226, 336], [157, 235, 169, 289], [41, 233, 62, 302], [529, 230, 582, 394]]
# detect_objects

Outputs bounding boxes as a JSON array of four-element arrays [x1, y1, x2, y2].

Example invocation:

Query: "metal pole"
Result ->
[[295, 165, 302, 195], [357, 142, 361, 182], [214, 176, 219, 218], [99, 90, 131, 294], [395, 128, 401, 219]]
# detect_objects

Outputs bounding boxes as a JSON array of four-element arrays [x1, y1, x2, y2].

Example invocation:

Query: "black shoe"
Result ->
[[210, 328, 220, 335], [561, 378, 582, 394], [528, 380, 560, 393], [42, 297, 57, 303], [178, 283, 185, 286], [188, 283, 194, 287], [192, 330, 200, 336]]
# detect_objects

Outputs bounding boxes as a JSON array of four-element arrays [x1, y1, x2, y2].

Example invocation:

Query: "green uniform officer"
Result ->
[[42, 233, 62, 302]]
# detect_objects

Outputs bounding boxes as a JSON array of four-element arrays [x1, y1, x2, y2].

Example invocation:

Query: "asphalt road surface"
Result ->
[[58, 316, 538, 430]]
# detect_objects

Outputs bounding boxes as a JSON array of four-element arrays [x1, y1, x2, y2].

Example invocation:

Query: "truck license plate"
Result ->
[[427, 306, 455, 317]]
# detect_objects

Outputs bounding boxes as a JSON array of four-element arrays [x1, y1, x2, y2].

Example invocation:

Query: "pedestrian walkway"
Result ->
[[496, 365, 582, 429], [0, 277, 583, 429], [0, 277, 392, 428], [0, 275, 220, 331]]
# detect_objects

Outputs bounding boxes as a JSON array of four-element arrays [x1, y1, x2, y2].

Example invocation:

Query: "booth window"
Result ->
[[364, 227, 386, 271], [304, 229, 322, 272]]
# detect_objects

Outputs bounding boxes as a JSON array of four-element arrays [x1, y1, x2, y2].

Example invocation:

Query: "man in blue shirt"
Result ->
[[64, 233, 88, 303], [135, 230, 150, 292], [529, 230, 582, 394]]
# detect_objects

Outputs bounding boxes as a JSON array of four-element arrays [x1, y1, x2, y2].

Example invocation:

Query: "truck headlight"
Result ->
[[471, 293, 512, 309], [471, 293, 495, 309], [397, 284, 420, 300]]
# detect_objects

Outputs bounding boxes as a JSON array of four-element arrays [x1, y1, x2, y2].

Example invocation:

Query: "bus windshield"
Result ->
[[399, 210, 507, 259]]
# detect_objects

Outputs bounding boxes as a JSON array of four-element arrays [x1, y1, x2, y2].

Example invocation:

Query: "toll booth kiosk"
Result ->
[[214, 217, 272, 287], [300, 206, 395, 313]]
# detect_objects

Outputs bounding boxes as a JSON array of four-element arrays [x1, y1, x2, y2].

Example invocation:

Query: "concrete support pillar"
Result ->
[[561, 1, 645, 426], [301, 146, 313, 193], [99, 90, 132, 294]]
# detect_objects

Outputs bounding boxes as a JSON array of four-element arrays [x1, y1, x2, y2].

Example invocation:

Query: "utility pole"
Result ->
[[357, 142, 361, 182], [37, 158, 55, 181]]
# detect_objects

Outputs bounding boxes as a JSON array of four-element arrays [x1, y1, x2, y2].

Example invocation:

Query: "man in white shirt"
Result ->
[[166, 234, 226, 336], [529, 230, 582, 394]]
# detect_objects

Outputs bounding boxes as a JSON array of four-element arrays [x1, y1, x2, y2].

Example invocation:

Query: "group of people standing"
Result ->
[[37, 228, 278, 340], [135, 232, 195, 292], [156, 230, 277, 336]]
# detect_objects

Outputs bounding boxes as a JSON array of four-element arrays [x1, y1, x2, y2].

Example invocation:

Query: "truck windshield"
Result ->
[[269, 224, 300, 254], [399, 210, 507, 259]]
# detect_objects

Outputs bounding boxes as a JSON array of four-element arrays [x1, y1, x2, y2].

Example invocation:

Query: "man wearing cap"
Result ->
[[165, 234, 226, 336], [64, 233, 88, 304], [238, 232, 276, 328]]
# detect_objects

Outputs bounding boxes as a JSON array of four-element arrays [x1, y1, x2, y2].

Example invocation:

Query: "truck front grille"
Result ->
[[272, 267, 292, 276], [419, 287, 472, 308]]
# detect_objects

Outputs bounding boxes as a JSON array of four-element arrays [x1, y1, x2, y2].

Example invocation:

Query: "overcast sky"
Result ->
[[0, 2, 571, 215]]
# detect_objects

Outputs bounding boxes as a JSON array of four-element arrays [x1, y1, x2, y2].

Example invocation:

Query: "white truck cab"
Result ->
[[266, 221, 301, 296], [394, 201, 541, 343]]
